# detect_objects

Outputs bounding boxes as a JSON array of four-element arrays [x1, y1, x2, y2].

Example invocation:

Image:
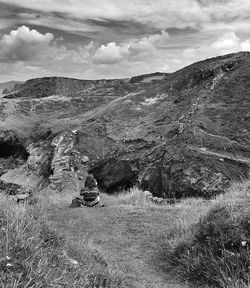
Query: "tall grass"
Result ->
[[164, 180, 250, 288], [1, 181, 249, 287], [0, 194, 123, 287], [106, 188, 150, 208]]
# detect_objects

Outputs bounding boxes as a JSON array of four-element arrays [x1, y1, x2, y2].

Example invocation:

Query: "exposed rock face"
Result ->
[[49, 130, 89, 191], [84, 52, 250, 197], [0, 52, 249, 198], [0, 134, 52, 190], [0, 129, 89, 193]]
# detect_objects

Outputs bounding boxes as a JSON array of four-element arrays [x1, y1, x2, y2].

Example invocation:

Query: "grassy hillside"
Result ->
[[164, 181, 250, 288], [0, 180, 249, 287]]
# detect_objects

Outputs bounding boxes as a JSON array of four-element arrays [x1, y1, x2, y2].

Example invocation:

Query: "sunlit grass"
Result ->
[[164, 180, 250, 288], [0, 193, 123, 287], [1, 180, 249, 287]]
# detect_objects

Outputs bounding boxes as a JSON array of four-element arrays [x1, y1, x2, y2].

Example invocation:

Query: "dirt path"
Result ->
[[189, 145, 250, 165], [48, 204, 188, 288]]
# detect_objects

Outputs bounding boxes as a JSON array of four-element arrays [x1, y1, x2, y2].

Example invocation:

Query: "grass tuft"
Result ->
[[164, 180, 250, 288], [106, 188, 150, 208]]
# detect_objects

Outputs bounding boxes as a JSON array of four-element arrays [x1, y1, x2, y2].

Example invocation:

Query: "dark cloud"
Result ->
[[165, 27, 199, 36], [87, 19, 159, 35], [0, 0, 250, 81], [26, 25, 93, 45], [197, 0, 229, 6]]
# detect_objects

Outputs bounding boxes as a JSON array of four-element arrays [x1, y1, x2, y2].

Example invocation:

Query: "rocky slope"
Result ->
[[0, 52, 249, 198]]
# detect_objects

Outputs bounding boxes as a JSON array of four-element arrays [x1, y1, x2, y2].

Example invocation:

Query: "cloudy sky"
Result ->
[[0, 0, 250, 82]]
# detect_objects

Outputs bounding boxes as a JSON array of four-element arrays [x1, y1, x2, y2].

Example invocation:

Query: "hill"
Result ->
[[0, 52, 249, 198], [0, 81, 23, 95]]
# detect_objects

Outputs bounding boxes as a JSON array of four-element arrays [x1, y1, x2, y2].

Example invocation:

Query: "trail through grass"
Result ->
[[44, 190, 210, 288], [2, 183, 248, 287]]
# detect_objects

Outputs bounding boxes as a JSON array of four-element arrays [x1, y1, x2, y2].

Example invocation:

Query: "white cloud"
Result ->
[[92, 30, 169, 65], [93, 42, 129, 64], [210, 31, 250, 54], [0, 26, 53, 61], [182, 31, 250, 66], [0, 0, 207, 30], [128, 30, 169, 56], [211, 31, 239, 50], [1, 0, 250, 35], [240, 40, 250, 51], [1, 24, 250, 83]]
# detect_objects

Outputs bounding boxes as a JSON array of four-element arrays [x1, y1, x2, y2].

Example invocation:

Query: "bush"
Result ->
[[168, 202, 250, 288]]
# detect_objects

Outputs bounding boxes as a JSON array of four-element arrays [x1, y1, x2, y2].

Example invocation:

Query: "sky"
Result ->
[[0, 0, 250, 82]]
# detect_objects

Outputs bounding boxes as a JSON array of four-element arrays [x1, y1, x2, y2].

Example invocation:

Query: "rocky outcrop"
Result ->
[[0, 137, 53, 190], [0, 129, 90, 193], [84, 53, 250, 198], [49, 130, 89, 191]]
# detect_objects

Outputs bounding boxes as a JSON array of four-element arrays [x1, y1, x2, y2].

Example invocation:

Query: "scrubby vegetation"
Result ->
[[164, 181, 250, 288]]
